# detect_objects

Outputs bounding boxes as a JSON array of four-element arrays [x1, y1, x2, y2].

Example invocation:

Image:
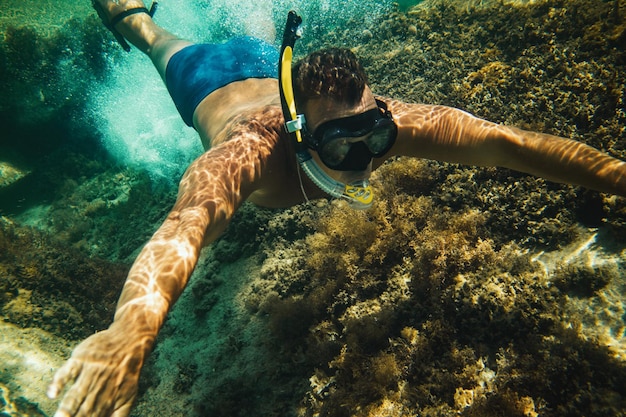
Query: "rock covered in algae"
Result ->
[[0, 216, 128, 340], [239, 157, 626, 417]]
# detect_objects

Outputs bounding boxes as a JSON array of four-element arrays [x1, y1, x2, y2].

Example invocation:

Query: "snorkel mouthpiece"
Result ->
[[278, 11, 374, 210], [345, 182, 374, 209], [298, 153, 373, 210]]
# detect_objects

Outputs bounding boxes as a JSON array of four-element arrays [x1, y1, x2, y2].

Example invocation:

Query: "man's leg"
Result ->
[[94, 0, 192, 80]]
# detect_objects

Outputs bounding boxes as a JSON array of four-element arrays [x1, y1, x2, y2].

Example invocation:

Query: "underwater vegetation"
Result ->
[[1, 0, 626, 416], [241, 158, 626, 417]]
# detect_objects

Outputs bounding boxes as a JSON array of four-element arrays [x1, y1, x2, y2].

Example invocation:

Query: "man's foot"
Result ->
[[93, 0, 149, 21], [92, 0, 157, 52]]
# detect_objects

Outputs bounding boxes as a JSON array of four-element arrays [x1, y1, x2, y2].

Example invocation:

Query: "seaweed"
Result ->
[[252, 157, 626, 416]]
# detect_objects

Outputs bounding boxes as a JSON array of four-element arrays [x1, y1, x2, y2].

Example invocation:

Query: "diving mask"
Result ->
[[305, 99, 397, 171]]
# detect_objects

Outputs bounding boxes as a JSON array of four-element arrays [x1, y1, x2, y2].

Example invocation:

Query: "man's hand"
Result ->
[[47, 322, 153, 417]]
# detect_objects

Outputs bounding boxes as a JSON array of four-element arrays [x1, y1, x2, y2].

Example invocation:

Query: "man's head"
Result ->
[[291, 48, 397, 173]]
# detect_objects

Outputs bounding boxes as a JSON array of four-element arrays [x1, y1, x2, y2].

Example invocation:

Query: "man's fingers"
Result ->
[[47, 359, 81, 399], [49, 364, 119, 417], [51, 371, 97, 417], [53, 388, 85, 417]]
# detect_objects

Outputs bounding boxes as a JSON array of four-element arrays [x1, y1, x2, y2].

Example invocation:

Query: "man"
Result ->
[[47, 1, 626, 416]]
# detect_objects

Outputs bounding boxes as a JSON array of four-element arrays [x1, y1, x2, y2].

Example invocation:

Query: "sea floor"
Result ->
[[2, 0, 626, 416]]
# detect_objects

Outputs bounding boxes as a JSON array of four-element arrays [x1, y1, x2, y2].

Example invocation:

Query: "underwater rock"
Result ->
[[0, 322, 69, 417], [0, 217, 128, 340], [1, 379, 47, 417], [0, 4, 117, 160]]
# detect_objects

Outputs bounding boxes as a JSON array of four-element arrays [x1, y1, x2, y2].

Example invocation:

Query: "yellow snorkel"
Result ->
[[279, 17, 305, 149], [278, 11, 374, 210]]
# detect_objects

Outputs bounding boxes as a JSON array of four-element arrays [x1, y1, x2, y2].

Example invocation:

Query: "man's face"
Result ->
[[301, 86, 378, 181]]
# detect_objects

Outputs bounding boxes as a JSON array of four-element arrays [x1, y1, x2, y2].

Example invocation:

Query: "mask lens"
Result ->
[[319, 136, 352, 166], [364, 122, 396, 155], [312, 105, 397, 169], [319, 124, 395, 167]]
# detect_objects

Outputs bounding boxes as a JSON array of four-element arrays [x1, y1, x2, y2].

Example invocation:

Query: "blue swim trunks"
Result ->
[[165, 36, 279, 127]]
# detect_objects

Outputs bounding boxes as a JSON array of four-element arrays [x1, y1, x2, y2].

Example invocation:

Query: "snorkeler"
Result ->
[[47, 1, 626, 416]]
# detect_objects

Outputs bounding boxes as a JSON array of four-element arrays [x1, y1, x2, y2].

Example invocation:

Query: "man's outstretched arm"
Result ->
[[48, 130, 276, 417], [47, 205, 211, 417], [386, 100, 626, 197]]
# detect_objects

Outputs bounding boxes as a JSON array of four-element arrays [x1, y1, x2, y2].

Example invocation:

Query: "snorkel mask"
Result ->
[[279, 11, 396, 210], [306, 99, 397, 171]]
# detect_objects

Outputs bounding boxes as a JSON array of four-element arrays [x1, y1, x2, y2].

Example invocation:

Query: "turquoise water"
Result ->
[[1, 1, 626, 416]]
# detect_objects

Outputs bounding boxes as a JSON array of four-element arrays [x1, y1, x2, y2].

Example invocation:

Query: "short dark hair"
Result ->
[[292, 47, 368, 106]]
